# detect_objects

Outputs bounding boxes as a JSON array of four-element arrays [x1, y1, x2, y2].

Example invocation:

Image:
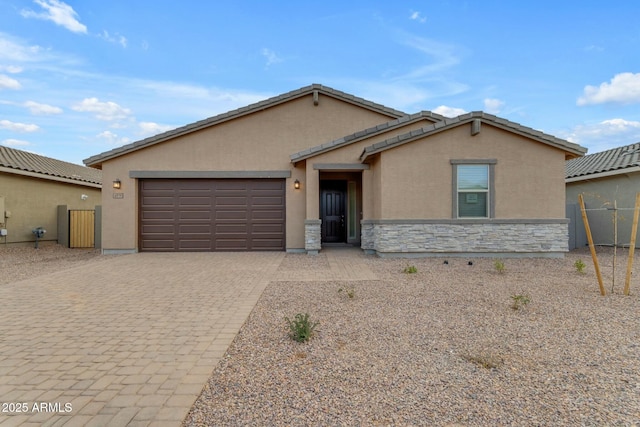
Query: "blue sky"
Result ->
[[1, 1, 639, 165]]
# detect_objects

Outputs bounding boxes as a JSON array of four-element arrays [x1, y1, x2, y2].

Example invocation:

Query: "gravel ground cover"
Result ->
[[0, 244, 103, 285], [185, 248, 640, 426]]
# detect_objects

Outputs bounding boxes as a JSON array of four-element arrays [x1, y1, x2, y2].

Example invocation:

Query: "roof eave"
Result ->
[[566, 165, 640, 182], [85, 84, 408, 167]]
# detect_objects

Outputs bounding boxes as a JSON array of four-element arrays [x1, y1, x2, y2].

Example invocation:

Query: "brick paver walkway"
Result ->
[[0, 248, 375, 426]]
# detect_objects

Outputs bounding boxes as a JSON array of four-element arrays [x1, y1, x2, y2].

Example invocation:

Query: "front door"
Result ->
[[320, 181, 346, 243]]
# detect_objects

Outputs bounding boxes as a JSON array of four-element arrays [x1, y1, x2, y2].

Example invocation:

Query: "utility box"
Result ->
[[0, 229, 6, 236]]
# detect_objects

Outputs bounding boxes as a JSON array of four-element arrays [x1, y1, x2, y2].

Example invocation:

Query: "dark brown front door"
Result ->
[[320, 180, 346, 243]]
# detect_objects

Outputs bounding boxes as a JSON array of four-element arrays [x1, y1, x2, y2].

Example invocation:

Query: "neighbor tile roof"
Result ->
[[0, 145, 102, 186], [84, 84, 407, 167], [566, 141, 640, 179], [360, 112, 587, 161], [290, 111, 445, 163]]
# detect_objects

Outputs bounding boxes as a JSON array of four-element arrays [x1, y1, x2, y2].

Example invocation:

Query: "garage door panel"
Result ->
[[143, 196, 175, 206], [216, 210, 248, 220], [178, 210, 211, 220], [179, 196, 212, 206], [142, 224, 175, 233], [215, 239, 249, 250], [252, 210, 285, 220], [178, 240, 212, 250], [216, 223, 248, 233], [140, 178, 284, 251], [142, 210, 175, 220], [215, 196, 248, 206], [179, 224, 211, 233], [252, 196, 284, 206], [252, 223, 284, 233]]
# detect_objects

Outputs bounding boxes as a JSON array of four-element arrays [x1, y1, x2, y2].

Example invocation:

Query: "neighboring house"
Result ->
[[566, 142, 640, 249], [84, 84, 586, 256], [0, 146, 102, 247]]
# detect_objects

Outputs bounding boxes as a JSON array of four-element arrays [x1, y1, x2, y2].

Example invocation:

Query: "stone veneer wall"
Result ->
[[304, 219, 322, 253], [360, 220, 568, 256]]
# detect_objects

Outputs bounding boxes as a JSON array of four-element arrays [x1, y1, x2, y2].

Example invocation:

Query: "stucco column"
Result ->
[[304, 166, 321, 253]]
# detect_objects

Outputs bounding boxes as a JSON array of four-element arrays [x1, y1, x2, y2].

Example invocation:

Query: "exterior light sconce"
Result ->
[[113, 179, 122, 189], [294, 179, 301, 190]]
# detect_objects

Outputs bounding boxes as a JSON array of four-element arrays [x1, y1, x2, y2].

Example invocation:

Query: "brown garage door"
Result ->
[[139, 179, 285, 251]]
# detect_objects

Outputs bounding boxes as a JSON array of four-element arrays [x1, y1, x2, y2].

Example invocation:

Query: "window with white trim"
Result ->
[[451, 159, 496, 219], [457, 164, 489, 217]]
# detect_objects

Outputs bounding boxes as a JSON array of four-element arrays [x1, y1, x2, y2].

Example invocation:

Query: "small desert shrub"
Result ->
[[403, 265, 418, 274], [574, 259, 586, 274], [338, 286, 355, 299], [494, 259, 506, 274], [285, 313, 318, 343], [510, 294, 530, 310], [462, 352, 503, 370]]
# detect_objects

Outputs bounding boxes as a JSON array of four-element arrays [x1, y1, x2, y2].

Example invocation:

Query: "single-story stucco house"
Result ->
[[84, 84, 586, 257], [566, 141, 640, 249], [0, 145, 102, 247]]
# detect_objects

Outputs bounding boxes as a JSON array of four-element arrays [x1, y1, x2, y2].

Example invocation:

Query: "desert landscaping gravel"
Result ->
[[2, 245, 639, 425], [184, 248, 640, 426]]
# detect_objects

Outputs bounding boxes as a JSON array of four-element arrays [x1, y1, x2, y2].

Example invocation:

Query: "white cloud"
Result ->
[[100, 30, 127, 48], [21, 0, 87, 34], [0, 33, 52, 64], [72, 98, 132, 121], [138, 122, 174, 136], [432, 105, 467, 117], [1, 138, 31, 147], [261, 48, 282, 67], [483, 98, 505, 114], [399, 36, 460, 77], [410, 11, 427, 23], [0, 65, 23, 73], [24, 100, 63, 115], [0, 74, 21, 90], [96, 130, 130, 145], [0, 119, 40, 133], [577, 72, 640, 106], [563, 118, 640, 153]]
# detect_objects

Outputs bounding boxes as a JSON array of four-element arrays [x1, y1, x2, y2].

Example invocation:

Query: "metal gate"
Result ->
[[69, 210, 95, 248]]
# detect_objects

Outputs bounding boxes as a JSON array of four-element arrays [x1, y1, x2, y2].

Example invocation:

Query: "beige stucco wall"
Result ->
[[98, 93, 395, 251], [372, 123, 567, 219], [0, 172, 101, 245]]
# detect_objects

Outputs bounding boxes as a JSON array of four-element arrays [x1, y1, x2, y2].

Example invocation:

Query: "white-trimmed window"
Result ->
[[451, 160, 496, 218]]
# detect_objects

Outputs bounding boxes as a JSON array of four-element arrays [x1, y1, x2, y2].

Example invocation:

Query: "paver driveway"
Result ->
[[0, 252, 286, 427]]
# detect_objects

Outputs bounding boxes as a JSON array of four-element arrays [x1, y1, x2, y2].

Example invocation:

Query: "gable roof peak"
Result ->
[[84, 84, 408, 167]]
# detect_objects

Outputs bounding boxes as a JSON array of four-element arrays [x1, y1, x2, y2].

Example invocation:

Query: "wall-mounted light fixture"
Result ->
[[113, 179, 122, 189], [294, 179, 301, 190]]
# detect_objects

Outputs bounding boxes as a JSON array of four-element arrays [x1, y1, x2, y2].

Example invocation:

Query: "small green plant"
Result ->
[[403, 265, 418, 274], [494, 259, 506, 274], [463, 352, 503, 370], [510, 294, 530, 310], [574, 259, 586, 274], [285, 313, 318, 343], [338, 286, 355, 299]]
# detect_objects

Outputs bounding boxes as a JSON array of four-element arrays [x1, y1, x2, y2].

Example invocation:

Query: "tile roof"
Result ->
[[566, 141, 640, 179], [290, 111, 445, 163], [84, 84, 407, 167], [360, 112, 587, 161], [0, 145, 102, 186]]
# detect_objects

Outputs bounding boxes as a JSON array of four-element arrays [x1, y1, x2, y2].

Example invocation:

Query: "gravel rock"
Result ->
[[184, 248, 640, 426], [0, 244, 103, 285]]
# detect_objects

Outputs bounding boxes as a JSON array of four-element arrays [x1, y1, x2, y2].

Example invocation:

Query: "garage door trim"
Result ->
[[131, 170, 291, 179]]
